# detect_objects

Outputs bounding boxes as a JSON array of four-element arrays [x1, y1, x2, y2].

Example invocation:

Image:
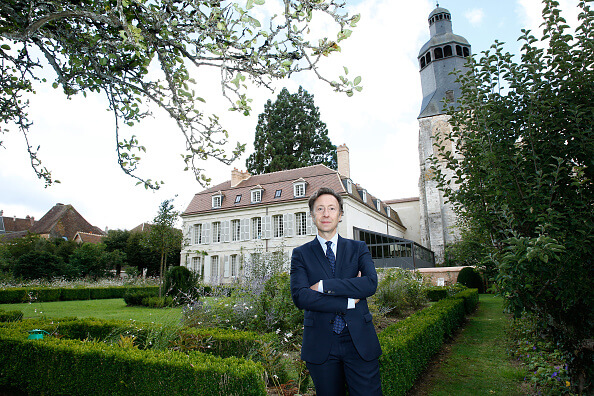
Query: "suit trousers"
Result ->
[[306, 327, 382, 396]]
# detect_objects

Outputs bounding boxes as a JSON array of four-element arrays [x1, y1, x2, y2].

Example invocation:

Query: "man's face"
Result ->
[[312, 193, 342, 236]]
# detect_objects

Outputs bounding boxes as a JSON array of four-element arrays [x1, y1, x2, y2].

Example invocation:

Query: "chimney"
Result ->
[[337, 144, 350, 178], [231, 168, 251, 187], [30, 216, 35, 226]]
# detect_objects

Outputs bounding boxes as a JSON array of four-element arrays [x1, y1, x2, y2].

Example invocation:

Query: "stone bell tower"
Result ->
[[417, 5, 471, 264]]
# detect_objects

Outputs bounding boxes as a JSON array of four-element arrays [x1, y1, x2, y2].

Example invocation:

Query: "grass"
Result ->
[[0, 299, 183, 324], [411, 294, 527, 396]]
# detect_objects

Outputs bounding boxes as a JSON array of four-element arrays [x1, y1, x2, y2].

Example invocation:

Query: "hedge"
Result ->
[[378, 289, 479, 395], [0, 286, 160, 304], [425, 286, 448, 301], [0, 310, 23, 323], [0, 324, 266, 395]]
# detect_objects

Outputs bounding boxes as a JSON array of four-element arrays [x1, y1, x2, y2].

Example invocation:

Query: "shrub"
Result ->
[[0, 310, 23, 322], [0, 288, 27, 304], [425, 286, 448, 302], [0, 320, 267, 395], [373, 268, 428, 315], [27, 287, 62, 302], [60, 288, 91, 301], [457, 267, 484, 292], [379, 296, 467, 395], [12, 251, 71, 280], [164, 265, 199, 301], [123, 289, 158, 306], [141, 296, 174, 308]]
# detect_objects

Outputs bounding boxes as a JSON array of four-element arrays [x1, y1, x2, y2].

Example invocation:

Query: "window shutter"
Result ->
[[240, 219, 249, 241], [224, 255, 230, 277], [284, 213, 294, 237], [306, 215, 316, 235], [223, 220, 230, 243], [263, 215, 272, 239], [203, 223, 210, 244]]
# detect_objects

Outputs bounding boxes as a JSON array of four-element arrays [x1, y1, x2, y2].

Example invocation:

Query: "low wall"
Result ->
[[417, 266, 469, 286]]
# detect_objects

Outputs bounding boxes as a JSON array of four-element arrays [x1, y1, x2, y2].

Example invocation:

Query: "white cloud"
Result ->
[[465, 8, 484, 26]]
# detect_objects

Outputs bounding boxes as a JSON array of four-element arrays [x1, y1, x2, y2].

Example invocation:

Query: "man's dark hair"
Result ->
[[308, 187, 344, 214]]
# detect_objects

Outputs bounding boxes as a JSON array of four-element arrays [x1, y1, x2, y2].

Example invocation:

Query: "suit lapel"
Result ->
[[336, 235, 345, 278], [307, 238, 333, 279]]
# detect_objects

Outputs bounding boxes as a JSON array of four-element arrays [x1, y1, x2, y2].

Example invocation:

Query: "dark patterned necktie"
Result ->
[[326, 241, 346, 334]]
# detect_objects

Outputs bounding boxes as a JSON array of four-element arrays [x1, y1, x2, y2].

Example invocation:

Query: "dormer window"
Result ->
[[386, 206, 391, 216], [251, 186, 263, 203], [234, 195, 241, 204], [361, 190, 367, 202], [293, 179, 307, 198], [212, 193, 223, 208], [274, 189, 282, 198], [346, 179, 353, 194], [376, 200, 382, 212]]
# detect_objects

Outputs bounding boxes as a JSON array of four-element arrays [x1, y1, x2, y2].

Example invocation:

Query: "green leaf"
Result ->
[[343, 66, 349, 75], [354, 76, 361, 86]]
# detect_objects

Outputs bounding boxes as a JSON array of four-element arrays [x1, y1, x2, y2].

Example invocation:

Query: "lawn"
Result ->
[[409, 294, 527, 396], [0, 299, 184, 324]]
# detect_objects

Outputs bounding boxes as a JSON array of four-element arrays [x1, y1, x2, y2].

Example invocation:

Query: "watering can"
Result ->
[[27, 329, 50, 340]]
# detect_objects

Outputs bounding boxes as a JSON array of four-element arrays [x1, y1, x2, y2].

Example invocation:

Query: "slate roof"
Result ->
[[0, 215, 36, 233], [183, 164, 404, 228], [74, 232, 105, 244], [29, 204, 105, 241]]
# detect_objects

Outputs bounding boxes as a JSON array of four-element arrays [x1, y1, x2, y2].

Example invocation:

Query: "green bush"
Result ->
[[27, 287, 62, 302], [379, 296, 470, 395], [0, 288, 27, 304], [0, 310, 23, 323], [456, 267, 484, 293], [141, 296, 174, 308], [373, 268, 428, 315], [12, 251, 72, 280], [453, 289, 479, 314], [0, 321, 266, 395], [425, 286, 448, 302], [123, 289, 159, 306], [164, 266, 199, 300], [60, 288, 91, 301]]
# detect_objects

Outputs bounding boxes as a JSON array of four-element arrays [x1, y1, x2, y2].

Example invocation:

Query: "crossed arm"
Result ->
[[290, 243, 378, 313]]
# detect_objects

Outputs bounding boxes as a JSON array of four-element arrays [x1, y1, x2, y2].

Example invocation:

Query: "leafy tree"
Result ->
[[104, 229, 132, 275], [144, 199, 183, 296], [433, 0, 593, 390], [245, 86, 337, 174], [13, 251, 71, 279], [1, 0, 361, 188], [69, 243, 112, 278], [126, 230, 159, 276]]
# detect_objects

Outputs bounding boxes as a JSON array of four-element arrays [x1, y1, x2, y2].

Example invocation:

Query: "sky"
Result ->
[[0, 0, 581, 231]]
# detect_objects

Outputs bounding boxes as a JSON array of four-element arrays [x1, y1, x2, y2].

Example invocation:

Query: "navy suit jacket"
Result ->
[[290, 235, 382, 364]]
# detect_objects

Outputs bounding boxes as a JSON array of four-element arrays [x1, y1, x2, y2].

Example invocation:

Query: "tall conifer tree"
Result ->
[[246, 87, 337, 174]]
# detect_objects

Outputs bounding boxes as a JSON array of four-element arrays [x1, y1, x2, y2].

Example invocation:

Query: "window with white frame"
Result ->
[[234, 195, 241, 204], [191, 256, 202, 274], [212, 221, 221, 243], [231, 219, 240, 241], [212, 194, 223, 208], [273, 214, 284, 237], [251, 189, 262, 203], [293, 182, 306, 197], [274, 189, 282, 198], [295, 212, 307, 236], [346, 179, 352, 193], [251, 217, 262, 239], [361, 190, 367, 202], [193, 224, 202, 245], [386, 206, 391, 216], [376, 200, 382, 211], [210, 256, 219, 281], [230, 255, 238, 277]]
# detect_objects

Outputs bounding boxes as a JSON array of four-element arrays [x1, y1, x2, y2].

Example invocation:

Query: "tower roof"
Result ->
[[429, 7, 450, 20]]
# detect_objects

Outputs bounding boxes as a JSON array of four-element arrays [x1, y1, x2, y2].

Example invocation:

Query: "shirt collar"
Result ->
[[316, 233, 339, 251]]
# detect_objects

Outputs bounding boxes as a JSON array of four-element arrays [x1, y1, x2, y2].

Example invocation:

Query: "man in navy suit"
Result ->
[[290, 187, 382, 396]]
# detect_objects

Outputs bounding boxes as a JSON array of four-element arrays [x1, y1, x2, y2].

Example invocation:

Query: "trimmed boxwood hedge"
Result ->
[[0, 310, 23, 323], [425, 286, 449, 301], [0, 324, 266, 395], [378, 289, 479, 395], [0, 286, 159, 304]]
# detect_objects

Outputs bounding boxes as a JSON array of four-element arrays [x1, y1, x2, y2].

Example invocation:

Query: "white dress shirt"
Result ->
[[316, 234, 356, 309]]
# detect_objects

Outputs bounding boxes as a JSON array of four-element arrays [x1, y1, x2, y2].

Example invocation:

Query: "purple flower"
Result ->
[[552, 372, 558, 378]]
